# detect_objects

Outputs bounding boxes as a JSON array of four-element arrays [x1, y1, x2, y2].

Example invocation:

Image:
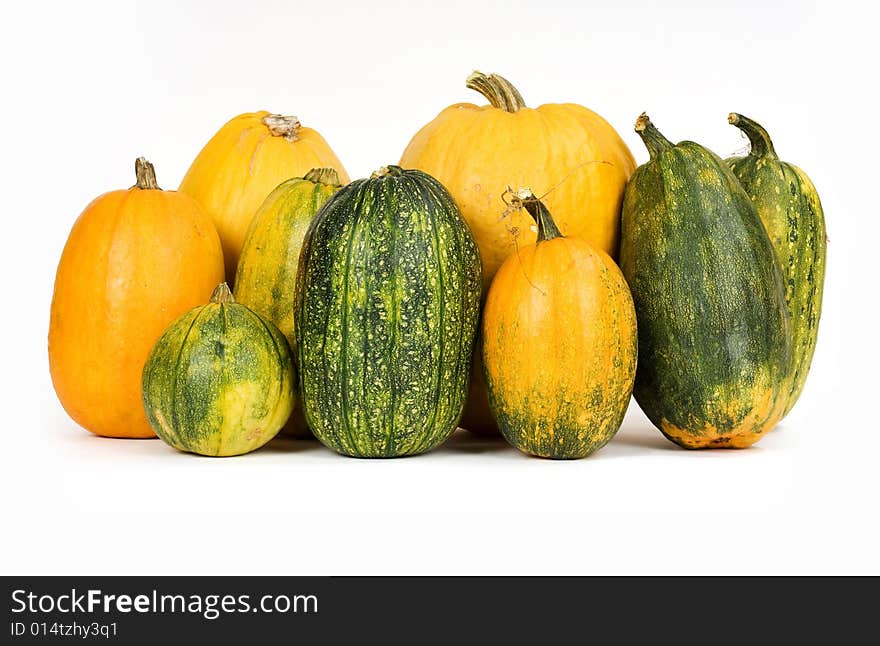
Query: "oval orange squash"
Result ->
[[400, 71, 635, 434], [179, 111, 350, 282], [482, 190, 637, 458], [49, 158, 225, 438]]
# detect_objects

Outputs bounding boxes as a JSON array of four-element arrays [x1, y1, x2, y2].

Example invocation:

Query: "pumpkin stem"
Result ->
[[466, 71, 526, 113], [262, 114, 301, 141], [134, 157, 160, 190], [634, 113, 674, 159], [371, 165, 404, 179], [303, 167, 343, 187], [728, 112, 778, 160], [508, 188, 563, 242], [210, 283, 235, 304]]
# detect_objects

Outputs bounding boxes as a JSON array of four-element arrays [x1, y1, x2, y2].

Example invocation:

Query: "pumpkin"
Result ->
[[179, 111, 350, 282], [727, 113, 826, 417], [49, 158, 225, 438], [234, 167, 343, 437], [399, 71, 635, 434], [142, 283, 294, 456], [295, 166, 482, 457], [619, 114, 791, 449], [482, 190, 637, 458]]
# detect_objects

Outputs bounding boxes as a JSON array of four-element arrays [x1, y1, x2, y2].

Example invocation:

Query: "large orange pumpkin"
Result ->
[[482, 190, 638, 458], [49, 158, 225, 438], [179, 111, 350, 282], [400, 71, 635, 433]]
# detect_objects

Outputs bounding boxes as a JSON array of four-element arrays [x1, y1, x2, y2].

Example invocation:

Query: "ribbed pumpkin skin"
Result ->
[[295, 166, 482, 457], [726, 114, 826, 417], [142, 285, 294, 457], [620, 118, 791, 449], [49, 161, 224, 438], [483, 221, 637, 459], [401, 73, 636, 435], [235, 171, 342, 437], [400, 90, 634, 287], [179, 111, 350, 281]]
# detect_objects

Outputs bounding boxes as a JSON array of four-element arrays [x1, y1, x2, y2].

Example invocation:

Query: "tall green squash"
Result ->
[[235, 168, 343, 436], [727, 113, 826, 416], [295, 165, 482, 457], [620, 114, 791, 449]]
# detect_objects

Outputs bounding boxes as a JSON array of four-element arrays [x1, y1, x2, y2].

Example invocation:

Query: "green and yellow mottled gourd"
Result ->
[[620, 114, 791, 449], [482, 190, 637, 459], [142, 283, 294, 457], [295, 166, 482, 458], [234, 168, 343, 436], [727, 113, 826, 417]]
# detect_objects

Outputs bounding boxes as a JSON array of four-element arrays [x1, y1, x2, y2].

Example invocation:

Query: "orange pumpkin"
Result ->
[[49, 158, 225, 438], [400, 72, 635, 434], [400, 71, 635, 287], [179, 111, 350, 282], [482, 190, 638, 458]]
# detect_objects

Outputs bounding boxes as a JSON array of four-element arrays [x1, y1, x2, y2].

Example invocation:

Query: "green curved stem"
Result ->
[[634, 113, 674, 159], [728, 112, 778, 160], [516, 189, 563, 242]]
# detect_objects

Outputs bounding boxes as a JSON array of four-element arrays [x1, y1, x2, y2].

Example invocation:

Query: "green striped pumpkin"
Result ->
[[142, 283, 294, 456], [727, 113, 826, 417], [295, 165, 482, 457], [620, 114, 791, 449], [235, 168, 343, 436]]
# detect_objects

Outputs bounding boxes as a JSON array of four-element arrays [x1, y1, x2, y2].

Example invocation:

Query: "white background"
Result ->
[[2, 0, 878, 574]]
